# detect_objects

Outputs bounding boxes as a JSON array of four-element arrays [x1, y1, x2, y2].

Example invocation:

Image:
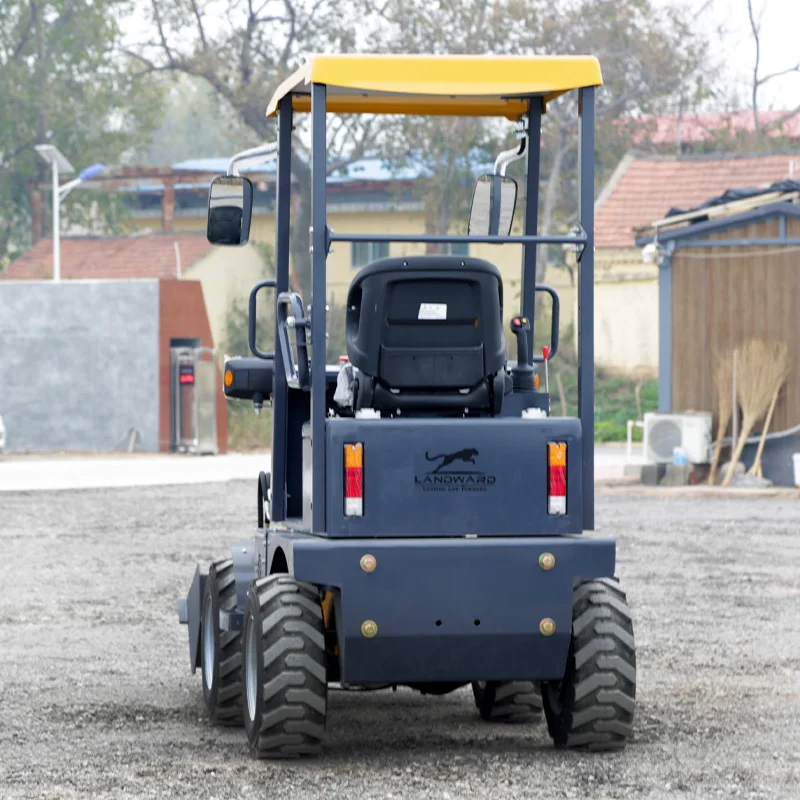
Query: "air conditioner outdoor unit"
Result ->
[[643, 411, 712, 464]]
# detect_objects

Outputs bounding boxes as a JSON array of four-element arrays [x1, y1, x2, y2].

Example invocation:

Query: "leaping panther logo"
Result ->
[[425, 448, 480, 473]]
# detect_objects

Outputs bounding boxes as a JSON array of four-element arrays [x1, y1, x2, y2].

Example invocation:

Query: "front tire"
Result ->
[[242, 575, 327, 759], [201, 559, 243, 726], [542, 578, 636, 751], [472, 681, 543, 723]]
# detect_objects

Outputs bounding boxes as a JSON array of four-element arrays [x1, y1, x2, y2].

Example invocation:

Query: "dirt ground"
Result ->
[[1, 483, 798, 799]]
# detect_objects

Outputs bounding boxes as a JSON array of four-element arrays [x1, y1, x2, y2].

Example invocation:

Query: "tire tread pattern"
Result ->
[[543, 579, 636, 751], [203, 559, 243, 725], [472, 680, 543, 723], [246, 575, 326, 759]]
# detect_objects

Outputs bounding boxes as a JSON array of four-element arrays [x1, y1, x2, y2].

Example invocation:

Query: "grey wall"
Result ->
[[0, 280, 160, 452]]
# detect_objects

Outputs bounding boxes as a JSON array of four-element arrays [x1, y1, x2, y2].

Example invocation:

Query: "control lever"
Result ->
[[510, 316, 535, 392], [542, 345, 550, 396]]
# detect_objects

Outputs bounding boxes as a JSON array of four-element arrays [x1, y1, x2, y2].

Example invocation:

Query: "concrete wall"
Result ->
[[0, 280, 160, 452]]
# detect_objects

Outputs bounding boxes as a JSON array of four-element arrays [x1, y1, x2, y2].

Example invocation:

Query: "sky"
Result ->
[[678, 0, 800, 109]]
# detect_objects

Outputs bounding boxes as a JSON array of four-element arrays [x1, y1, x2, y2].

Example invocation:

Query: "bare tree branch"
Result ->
[[10, 1, 37, 61], [756, 63, 800, 86], [763, 103, 800, 132], [151, 0, 178, 68], [189, 0, 208, 51], [747, 0, 760, 136]]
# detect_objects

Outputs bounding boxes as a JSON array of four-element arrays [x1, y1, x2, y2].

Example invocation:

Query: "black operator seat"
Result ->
[[345, 255, 507, 415]]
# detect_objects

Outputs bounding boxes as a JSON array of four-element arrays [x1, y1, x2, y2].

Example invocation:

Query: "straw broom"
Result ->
[[721, 340, 790, 487], [748, 345, 790, 478], [707, 349, 733, 485]]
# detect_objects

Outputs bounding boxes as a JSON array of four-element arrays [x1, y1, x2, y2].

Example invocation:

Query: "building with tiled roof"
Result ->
[[596, 152, 800, 248], [1, 231, 215, 281], [586, 151, 800, 372]]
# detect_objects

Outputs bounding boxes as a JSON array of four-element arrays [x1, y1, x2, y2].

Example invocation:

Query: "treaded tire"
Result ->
[[472, 681, 543, 723], [201, 559, 243, 726], [542, 578, 636, 751], [242, 574, 327, 759]]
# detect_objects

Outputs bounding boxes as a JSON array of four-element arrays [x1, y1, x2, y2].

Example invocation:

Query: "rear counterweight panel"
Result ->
[[325, 417, 583, 537], [269, 533, 615, 685]]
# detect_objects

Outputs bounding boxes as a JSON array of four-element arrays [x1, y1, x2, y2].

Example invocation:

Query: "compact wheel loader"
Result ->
[[178, 53, 636, 759]]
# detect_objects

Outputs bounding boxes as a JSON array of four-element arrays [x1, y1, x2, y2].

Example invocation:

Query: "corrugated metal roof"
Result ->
[[118, 154, 491, 194], [635, 202, 800, 245]]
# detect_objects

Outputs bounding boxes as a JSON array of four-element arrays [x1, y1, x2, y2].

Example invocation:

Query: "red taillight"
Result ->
[[344, 443, 363, 516], [548, 442, 566, 515], [179, 373, 195, 385]]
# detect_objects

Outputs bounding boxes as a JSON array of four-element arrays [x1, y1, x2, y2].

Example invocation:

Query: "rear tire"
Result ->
[[201, 559, 243, 726], [542, 578, 636, 751], [242, 575, 327, 759], [472, 681, 543, 723]]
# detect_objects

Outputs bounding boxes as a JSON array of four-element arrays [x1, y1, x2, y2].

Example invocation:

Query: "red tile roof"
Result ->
[[633, 111, 800, 147], [596, 153, 800, 248], [1, 232, 214, 281]]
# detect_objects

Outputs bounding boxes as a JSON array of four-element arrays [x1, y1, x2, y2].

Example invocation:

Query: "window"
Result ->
[[444, 241, 470, 256], [352, 241, 389, 268]]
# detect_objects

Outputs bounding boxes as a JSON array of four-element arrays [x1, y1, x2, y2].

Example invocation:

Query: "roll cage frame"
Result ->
[[264, 84, 596, 534]]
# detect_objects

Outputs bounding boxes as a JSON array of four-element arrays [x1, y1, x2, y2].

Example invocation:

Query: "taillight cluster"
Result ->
[[344, 443, 363, 516], [343, 440, 566, 518], [547, 442, 567, 515]]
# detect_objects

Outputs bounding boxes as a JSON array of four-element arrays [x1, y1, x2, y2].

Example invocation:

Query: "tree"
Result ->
[[128, 0, 376, 297], [0, 0, 163, 264], [365, 0, 515, 244], [144, 74, 259, 165], [366, 0, 713, 282], [745, 0, 800, 141], [514, 0, 712, 281]]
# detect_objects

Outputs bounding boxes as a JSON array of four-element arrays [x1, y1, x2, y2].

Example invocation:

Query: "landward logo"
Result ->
[[415, 447, 496, 492]]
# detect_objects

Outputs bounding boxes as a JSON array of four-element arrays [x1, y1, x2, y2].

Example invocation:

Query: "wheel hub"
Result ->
[[202, 596, 215, 691], [245, 617, 258, 722]]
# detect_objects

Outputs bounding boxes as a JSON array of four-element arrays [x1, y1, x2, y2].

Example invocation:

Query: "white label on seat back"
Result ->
[[418, 303, 447, 320]]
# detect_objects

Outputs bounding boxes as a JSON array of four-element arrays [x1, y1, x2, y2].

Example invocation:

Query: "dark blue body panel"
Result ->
[[325, 417, 583, 537], [268, 532, 615, 684]]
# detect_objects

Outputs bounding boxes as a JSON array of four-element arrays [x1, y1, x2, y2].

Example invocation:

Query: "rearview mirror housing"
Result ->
[[207, 175, 253, 246], [468, 174, 517, 237]]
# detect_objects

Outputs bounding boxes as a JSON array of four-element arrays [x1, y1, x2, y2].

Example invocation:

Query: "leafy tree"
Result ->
[[144, 74, 259, 165], [363, 0, 713, 278], [366, 0, 514, 243], [505, 0, 712, 280], [0, 0, 163, 264], [128, 0, 375, 297], [129, 0, 713, 289]]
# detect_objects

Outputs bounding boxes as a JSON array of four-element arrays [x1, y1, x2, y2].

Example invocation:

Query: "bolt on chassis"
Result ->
[[179, 53, 636, 759]]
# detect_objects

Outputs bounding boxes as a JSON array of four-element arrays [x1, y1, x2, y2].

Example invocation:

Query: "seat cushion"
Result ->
[[346, 255, 506, 411]]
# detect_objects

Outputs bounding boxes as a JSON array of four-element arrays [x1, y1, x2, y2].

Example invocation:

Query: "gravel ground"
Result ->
[[1, 483, 799, 800]]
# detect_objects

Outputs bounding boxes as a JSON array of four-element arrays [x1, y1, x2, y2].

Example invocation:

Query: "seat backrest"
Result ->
[[346, 255, 505, 391]]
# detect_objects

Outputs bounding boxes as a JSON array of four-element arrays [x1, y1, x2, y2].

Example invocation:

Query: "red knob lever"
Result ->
[[542, 345, 550, 361]]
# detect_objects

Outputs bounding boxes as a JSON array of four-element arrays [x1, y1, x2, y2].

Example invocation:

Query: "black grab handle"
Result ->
[[248, 279, 277, 360], [532, 284, 560, 363]]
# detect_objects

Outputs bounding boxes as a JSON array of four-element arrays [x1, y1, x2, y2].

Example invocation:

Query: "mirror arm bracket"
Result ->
[[494, 124, 528, 177], [227, 142, 278, 176], [571, 222, 587, 262]]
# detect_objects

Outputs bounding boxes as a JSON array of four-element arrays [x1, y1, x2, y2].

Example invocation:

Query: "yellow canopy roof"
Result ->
[[266, 54, 602, 119]]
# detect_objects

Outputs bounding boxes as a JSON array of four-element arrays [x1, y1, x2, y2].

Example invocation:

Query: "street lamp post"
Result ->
[[34, 145, 105, 281]]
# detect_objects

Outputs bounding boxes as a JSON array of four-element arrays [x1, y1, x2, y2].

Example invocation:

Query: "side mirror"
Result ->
[[468, 174, 517, 237], [207, 175, 253, 246]]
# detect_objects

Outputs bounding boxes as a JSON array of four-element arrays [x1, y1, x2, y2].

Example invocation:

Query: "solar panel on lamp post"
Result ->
[[34, 146, 105, 281]]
